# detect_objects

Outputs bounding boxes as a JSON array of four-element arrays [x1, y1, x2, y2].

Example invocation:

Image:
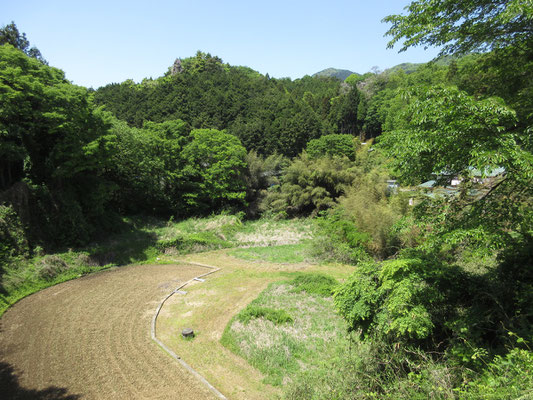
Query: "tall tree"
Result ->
[[0, 21, 46, 63], [384, 0, 533, 55], [180, 129, 248, 213], [0, 45, 115, 245]]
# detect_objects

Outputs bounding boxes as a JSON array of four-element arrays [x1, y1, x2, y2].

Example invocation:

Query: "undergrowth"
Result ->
[[285, 337, 533, 400], [0, 214, 313, 317], [221, 274, 345, 386], [237, 305, 293, 325]]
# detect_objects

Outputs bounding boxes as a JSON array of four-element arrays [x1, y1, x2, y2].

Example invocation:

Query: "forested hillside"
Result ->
[[312, 67, 357, 81], [1, 0, 533, 397]]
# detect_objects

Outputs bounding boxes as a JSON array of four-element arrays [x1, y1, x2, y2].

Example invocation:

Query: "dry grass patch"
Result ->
[[234, 219, 314, 247]]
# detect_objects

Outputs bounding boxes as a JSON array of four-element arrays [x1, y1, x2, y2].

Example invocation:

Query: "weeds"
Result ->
[[0, 213, 314, 317], [221, 277, 346, 386], [288, 273, 338, 297], [230, 242, 312, 264], [238, 306, 293, 325], [156, 231, 231, 253], [36, 255, 69, 280]]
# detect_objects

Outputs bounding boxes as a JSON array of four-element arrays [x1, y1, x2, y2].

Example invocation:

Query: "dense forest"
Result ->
[[1, 0, 532, 398]]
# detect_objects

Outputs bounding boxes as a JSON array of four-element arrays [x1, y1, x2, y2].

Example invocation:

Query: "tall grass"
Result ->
[[221, 274, 345, 386]]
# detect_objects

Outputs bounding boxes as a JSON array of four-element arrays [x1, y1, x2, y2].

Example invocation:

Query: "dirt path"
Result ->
[[0, 264, 219, 400]]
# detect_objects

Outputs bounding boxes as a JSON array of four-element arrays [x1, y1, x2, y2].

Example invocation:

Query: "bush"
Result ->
[[261, 153, 358, 217], [308, 163, 411, 263], [311, 210, 371, 264], [237, 305, 293, 325], [460, 345, 533, 399], [334, 258, 439, 341], [339, 168, 409, 259], [36, 255, 69, 280], [289, 273, 338, 297], [0, 205, 28, 264]]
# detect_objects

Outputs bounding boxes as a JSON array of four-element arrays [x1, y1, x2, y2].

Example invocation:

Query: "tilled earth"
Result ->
[[0, 264, 218, 400]]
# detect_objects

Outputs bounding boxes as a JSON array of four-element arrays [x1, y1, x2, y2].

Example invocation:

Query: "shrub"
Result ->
[[339, 168, 409, 259], [261, 153, 358, 217], [289, 273, 338, 297], [311, 209, 371, 264], [460, 346, 533, 399], [36, 255, 69, 280], [334, 258, 439, 341], [0, 205, 29, 264], [237, 305, 293, 325]]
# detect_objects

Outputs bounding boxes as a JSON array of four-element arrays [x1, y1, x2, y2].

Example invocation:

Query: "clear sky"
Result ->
[[3, 0, 441, 88]]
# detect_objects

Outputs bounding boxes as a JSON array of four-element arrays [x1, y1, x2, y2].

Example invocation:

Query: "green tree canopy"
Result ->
[[378, 86, 520, 184], [105, 118, 188, 215], [306, 134, 357, 160], [384, 0, 533, 55], [180, 129, 248, 213], [262, 153, 358, 217], [0, 21, 46, 63], [0, 45, 115, 245]]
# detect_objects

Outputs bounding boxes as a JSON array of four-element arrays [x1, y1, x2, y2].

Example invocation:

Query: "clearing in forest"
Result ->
[[0, 247, 353, 399]]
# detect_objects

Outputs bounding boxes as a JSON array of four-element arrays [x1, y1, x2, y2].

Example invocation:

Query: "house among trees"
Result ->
[[409, 167, 506, 203]]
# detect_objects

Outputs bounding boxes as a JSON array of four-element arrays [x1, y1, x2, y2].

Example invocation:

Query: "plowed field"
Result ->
[[0, 264, 218, 400]]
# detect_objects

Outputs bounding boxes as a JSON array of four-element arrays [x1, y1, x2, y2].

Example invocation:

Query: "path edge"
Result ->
[[151, 260, 227, 400]]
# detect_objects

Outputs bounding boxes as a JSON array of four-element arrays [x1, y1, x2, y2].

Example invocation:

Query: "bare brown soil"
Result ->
[[0, 264, 219, 400]]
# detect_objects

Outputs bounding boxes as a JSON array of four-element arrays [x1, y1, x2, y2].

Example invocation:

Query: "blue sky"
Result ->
[[3, 0, 441, 88]]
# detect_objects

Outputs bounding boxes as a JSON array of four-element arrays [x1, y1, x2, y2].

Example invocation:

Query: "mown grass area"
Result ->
[[0, 214, 315, 316], [220, 273, 346, 386]]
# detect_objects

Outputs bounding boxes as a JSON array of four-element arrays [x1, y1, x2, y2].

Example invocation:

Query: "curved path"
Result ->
[[0, 264, 219, 400]]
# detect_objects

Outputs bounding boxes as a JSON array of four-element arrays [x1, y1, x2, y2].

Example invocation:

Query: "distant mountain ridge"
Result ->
[[313, 68, 358, 81], [314, 56, 459, 80], [384, 56, 458, 74]]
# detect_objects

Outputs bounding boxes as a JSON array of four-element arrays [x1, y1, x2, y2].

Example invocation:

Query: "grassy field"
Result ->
[[221, 275, 347, 386], [229, 242, 313, 264], [156, 249, 354, 399]]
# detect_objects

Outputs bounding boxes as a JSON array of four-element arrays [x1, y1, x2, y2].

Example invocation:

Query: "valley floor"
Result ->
[[0, 249, 352, 399]]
